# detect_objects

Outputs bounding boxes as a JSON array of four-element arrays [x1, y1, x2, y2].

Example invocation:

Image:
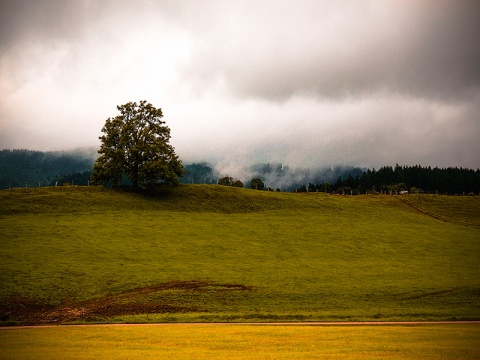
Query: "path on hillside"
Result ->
[[395, 196, 446, 222], [2, 321, 480, 330]]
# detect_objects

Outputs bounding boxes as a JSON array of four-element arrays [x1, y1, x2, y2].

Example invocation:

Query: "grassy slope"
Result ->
[[0, 185, 479, 324], [1, 325, 479, 359]]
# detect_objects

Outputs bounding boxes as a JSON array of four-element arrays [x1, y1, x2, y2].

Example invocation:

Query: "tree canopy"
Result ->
[[91, 101, 184, 188], [218, 176, 244, 188], [250, 177, 265, 190], [218, 176, 234, 186]]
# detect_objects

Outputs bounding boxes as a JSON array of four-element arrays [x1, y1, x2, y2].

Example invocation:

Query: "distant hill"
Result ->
[[0, 149, 95, 189]]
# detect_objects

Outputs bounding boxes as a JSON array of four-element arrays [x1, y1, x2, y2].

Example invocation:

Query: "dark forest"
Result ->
[[1, 149, 479, 194]]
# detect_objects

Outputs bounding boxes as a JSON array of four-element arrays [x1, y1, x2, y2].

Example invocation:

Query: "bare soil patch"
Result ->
[[0, 280, 253, 325]]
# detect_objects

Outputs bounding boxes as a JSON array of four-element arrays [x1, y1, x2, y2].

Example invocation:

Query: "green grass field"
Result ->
[[1, 324, 479, 359], [0, 185, 479, 324]]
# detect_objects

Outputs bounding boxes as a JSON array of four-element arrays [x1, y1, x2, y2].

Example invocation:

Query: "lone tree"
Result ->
[[91, 101, 184, 188], [250, 177, 265, 190], [218, 176, 234, 186]]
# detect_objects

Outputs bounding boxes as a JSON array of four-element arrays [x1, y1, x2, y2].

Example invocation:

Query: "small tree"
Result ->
[[250, 178, 265, 190], [232, 180, 244, 188], [218, 176, 234, 186], [91, 101, 184, 188]]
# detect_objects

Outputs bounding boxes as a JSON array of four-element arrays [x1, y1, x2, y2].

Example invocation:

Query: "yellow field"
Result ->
[[1, 324, 479, 359]]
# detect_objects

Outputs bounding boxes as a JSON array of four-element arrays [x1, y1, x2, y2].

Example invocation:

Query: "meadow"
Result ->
[[1, 324, 479, 359], [0, 185, 479, 325]]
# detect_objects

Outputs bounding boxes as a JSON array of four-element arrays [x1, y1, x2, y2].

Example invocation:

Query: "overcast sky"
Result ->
[[1, 0, 479, 170]]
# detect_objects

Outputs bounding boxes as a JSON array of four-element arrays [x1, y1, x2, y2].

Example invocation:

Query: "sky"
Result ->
[[1, 0, 479, 171]]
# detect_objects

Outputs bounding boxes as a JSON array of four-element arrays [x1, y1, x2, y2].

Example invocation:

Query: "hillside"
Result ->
[[0, 185, 315, 214], [0, 185, 479, 325], [2, 185, 479, 227]]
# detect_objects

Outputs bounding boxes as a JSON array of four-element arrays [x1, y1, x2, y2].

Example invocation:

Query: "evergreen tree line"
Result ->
[[1, 149, 479, 194], [299, 165, 480, 195], [179, 163, 218, 185], [0, 149, 94, 188]]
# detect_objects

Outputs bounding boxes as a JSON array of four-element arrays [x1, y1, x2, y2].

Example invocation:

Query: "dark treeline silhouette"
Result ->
[[180, 163, 218, 185], [300, 164, 480, 195], [48, 163, 480, 195], [183, 162, 479, 195], [51, 171, 93, 186], [2, 149, 479, 194], [0, 149, 94, 188]]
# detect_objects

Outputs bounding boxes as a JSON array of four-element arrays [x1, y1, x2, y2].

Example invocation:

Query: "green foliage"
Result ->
[[218, 177, 244, 188], [250, 177, 265, 190], [91, 101, 184, 188], [218, 176, 234, 186], [232, 180, 244, 188], [0, 187, 479, 324]]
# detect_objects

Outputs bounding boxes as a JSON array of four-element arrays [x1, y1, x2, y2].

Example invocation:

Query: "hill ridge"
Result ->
[[1, 185, 479, 228]]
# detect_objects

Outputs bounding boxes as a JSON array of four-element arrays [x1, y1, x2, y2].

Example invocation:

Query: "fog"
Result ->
[[1, 0, 479, 170]]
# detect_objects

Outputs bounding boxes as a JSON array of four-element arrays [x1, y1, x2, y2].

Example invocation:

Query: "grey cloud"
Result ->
[[0, 0, 184, 92], [0, 0, 92, 49], [175, 92, 480, 170], [181, 0, 480, 102], [0, 0, 187, 50], [1, 0, 478, 170], [5, 0, 478, 102]]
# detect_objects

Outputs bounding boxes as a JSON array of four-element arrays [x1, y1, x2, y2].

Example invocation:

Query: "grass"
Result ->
[[0, 185, 479, 324], [0, 324, 479, 359], [399, 194, 480, 228]]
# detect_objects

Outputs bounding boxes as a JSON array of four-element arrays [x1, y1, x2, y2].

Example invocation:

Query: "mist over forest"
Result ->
[[181, 162, 365, 192], [1, 148, 479, 195], [0, 148, 363, 190]]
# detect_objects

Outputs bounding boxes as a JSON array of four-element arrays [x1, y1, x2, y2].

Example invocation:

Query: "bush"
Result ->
[[232, 180, 244, 188]]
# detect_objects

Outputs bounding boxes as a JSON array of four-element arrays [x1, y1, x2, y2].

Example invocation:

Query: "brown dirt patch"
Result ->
[[0, 280, 253, 325]]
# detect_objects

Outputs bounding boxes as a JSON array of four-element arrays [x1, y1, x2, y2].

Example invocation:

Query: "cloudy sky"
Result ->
[[1, 0, 479, 170]]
